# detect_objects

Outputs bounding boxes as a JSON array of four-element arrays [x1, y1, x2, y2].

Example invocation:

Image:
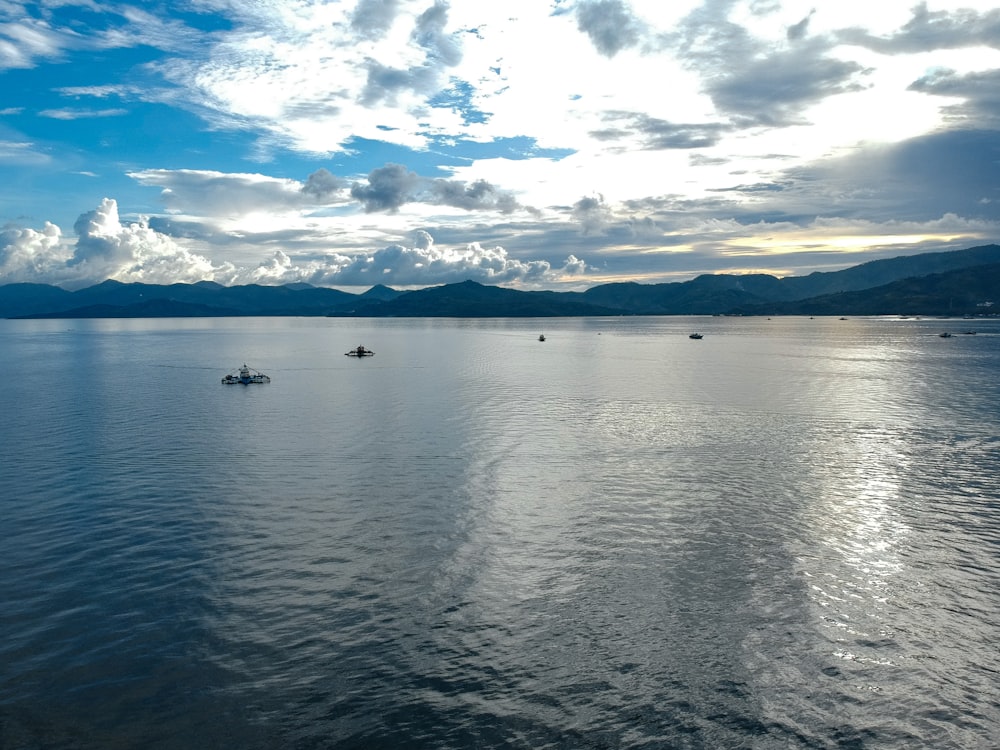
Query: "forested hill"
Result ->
[[3, 244, 998, 318]]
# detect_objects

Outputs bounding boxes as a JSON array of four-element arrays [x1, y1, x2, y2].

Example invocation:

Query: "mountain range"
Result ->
[[3, 244, 998, 319]]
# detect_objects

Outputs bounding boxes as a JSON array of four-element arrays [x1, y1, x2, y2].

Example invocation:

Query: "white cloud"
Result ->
[[39, 107, 129, 119], [0, 220, 68, 281], [4, 1, 1000, 290], [0, 139, 50, 165], [68, 198, 220, 286], [0, 198, 589, 290], [128, 168, 343, 218]]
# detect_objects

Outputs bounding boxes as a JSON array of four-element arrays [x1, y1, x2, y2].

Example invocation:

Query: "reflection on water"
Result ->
[[1, 316, 999, 748]]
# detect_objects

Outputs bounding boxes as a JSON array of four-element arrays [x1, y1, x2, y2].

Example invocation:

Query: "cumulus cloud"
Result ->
[[350, 0, 402, 39], [0, 221, 67, 282], [413, 229, 434, 250], [0, 199, 220, 289], [575, 0, 645, 57], [428, 178, 520, 212], [572, 194, 614, 235], [301, 238, 586, 287], [68, 198, 219, 284], [349, 163, 522, 214], [0, 199, 587, 290], [351, 163, 423, 213], [301, 168, 349, 201], [122, 166, 526, 254]]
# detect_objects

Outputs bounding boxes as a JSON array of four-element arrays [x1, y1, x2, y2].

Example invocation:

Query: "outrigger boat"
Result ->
[[345, 345, 375, 357], [222, 363, 271, 384]]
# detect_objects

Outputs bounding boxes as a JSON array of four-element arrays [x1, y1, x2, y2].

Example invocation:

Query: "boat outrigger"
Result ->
[[345, 345, 374, 357], [222, 364, 271, 384]]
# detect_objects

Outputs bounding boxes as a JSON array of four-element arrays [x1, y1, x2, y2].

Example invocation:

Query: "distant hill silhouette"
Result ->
[[731, 263, 1000, 317], [3, 244, 998, 318]]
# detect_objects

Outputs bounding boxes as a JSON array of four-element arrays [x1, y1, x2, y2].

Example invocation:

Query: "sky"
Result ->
[[1, 0, 999, 291]]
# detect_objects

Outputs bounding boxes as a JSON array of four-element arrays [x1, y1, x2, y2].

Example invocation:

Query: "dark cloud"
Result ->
[[351, 163, 422, 213], [429, 178, 520, 213], [413, 1, 462, 67], [673, 5, 866, 126], [705, 43, 867, 126], [676, 3, 759, 73], [301, 168, 348, 201], [909, 68, 1000, 127], [784, 129, 1000, 222], [575, 0, 644, 57], [592, 112, 729, 149], [359, 2, 461, 105], [349, 165, 523, 214], [350, 0, 401, 39], [787, 11, 814, 41], [360, 61, 435, 105], [838, 3, 1000, 54], [572, 194, 613, 234]]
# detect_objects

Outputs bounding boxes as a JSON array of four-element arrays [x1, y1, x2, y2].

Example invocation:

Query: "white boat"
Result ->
[[345, 345, 375, 357], [222, 364, 271, 384]]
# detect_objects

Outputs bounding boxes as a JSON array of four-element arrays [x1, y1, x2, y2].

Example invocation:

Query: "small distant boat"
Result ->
[[961, 330, 977, 335], [689, 333, 703, 339], [222, 363, 271, 384], [345, 345, 374, 357], [939, 332, 953, 338], [538, 334, 546, 341]]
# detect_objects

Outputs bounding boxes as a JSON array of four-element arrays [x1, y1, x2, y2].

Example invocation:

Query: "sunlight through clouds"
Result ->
[[0, 0, 998, 288]]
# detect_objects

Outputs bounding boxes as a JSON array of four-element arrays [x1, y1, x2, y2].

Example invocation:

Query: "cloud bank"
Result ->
[[0, 199, 586, 290]]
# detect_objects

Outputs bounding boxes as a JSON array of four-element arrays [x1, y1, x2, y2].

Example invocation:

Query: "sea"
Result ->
[[2, 315, 998, 749]]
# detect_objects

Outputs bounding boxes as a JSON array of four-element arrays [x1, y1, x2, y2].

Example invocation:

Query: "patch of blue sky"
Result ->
[[17, 100, 249, 172], [426, 135, 575, 163], [428, 80, 490, 125]]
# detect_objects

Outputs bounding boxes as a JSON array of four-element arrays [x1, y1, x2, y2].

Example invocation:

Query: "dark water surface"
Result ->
[[2, 316, 999, 749]]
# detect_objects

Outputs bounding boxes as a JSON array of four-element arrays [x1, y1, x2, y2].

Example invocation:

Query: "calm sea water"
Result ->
[[2, 315, 999, 749]]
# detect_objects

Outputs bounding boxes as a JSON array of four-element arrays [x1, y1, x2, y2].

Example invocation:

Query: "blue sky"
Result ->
[[1, 0, 999, 291]]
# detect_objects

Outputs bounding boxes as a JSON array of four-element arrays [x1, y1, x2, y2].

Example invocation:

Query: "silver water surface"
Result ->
[[2, 316, 999, 748]]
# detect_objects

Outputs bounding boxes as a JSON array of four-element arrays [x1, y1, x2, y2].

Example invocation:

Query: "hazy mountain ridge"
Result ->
[[732, 263, 1000, 317], [3, 244, 998, 318]]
